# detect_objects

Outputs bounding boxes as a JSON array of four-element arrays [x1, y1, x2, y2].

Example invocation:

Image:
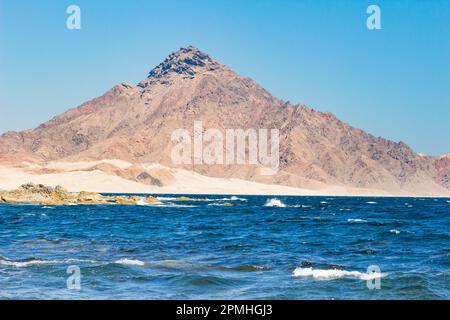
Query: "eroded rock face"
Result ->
[[434, 155, 450, 189], [0, 183, 160, 205], [143, 46, 221, 80]]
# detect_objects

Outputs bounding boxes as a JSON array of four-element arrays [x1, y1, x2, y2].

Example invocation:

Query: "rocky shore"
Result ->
[[0, 183, 160, 205]]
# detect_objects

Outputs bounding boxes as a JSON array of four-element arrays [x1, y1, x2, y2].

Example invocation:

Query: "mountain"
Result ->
[[0, 46, 449, 196]]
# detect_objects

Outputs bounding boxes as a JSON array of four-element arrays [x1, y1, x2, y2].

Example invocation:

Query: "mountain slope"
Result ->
[[0, 46, 448, 196]]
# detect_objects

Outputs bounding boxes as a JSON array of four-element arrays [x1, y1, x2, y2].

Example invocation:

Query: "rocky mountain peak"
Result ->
[[0, 46, 449, 196], [147, 46, 222, 79]]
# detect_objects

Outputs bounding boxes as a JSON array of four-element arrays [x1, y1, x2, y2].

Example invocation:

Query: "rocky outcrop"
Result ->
[[0, 183, 160, 205], [142, 45, 221, 81]]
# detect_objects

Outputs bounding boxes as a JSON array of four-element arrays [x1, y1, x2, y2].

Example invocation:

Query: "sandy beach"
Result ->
[[0, 160, 436, 197]]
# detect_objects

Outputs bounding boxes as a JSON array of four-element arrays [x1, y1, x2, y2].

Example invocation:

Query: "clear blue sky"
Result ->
[[0, 0, 449, 155]]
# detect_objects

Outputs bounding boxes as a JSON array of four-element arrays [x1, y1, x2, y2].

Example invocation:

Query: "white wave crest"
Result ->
[[390, 229, 401, 234], [216, 196, 247, 201], [366, 201, 377, 204], [115, 258, 145, 266], [264, 198, 286, 208], [0, 258, 97, 268], [292, 267, 386, 280], [229, 196, 247, 201], [347, 218, 368, 223], [136, 199, 148, 205]]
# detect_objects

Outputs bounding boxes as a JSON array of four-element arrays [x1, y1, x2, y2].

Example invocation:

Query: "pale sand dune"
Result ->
[[44, 159, 134, 171], [0, 164, 314, 195], [0, 161, 401, 196]]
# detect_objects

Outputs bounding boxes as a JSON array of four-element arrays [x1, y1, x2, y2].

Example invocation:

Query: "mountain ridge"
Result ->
[[0, 46, 449, 196]]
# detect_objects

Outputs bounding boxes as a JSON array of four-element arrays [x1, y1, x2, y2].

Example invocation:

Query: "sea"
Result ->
[[0, 195, 449, 299]]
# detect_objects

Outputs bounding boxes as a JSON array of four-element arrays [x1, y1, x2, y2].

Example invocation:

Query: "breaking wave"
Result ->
[[0, 257, 97, 268], [264, 198, 286, 208], [136, 199, 148, 206], [115, 258, 145, 266], [292, 267, 386, 280], [347, 218, 368, 223], [220, 196, 247, 201], [156, 197, 178, 201]]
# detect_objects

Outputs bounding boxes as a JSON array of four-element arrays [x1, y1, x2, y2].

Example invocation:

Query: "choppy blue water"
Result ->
[[0, 195, 449, 299]]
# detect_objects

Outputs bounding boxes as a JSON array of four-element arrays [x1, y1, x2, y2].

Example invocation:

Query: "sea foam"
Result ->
[[217, 196, 247, 201], [136, 199, 148, 206], [0, 257, 97, 268], [264, 198, 286, 208], [292, 267, 386, 280], [115, 258, 145, 266], [347, 218, 368, 223], [156, 197, 178, 201], [228, 196, 247, 201]]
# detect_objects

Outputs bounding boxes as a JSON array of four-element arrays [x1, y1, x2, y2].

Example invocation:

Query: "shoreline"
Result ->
[[101, 192, 450, 199], [1, 162, 449, 198]]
